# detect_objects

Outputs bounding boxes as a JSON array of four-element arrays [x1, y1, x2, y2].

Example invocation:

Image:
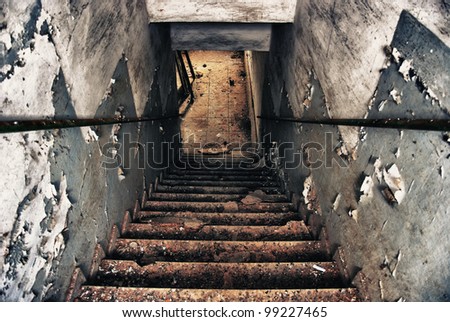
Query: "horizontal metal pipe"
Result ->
[[257, 116, 450, 132], [0, 115, 181, 134]]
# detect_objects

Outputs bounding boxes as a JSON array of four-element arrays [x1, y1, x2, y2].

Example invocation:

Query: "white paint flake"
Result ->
[[398, 59, 413, 81], [359, 176, 374, 203], [383, 164, 406, 204]]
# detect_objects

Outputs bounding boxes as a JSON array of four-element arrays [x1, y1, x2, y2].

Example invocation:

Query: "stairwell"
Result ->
[[67, 154, 360, 302]]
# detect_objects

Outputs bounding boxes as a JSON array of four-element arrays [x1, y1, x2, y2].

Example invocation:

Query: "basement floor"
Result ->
[[181, 51, 251, 153]]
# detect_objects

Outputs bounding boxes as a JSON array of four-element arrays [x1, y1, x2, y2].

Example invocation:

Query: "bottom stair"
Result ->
[[77, 287, 359, 302]]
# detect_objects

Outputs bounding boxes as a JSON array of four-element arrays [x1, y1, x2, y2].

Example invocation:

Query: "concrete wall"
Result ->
[[171, 23, 271, 51], [146, 0, 297, 23], [0, 0, 176, 301], [268, 0, 450, 152], [258, 1, 450, 301]]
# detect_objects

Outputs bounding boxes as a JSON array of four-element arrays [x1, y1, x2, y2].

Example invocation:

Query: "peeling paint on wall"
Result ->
[[1, 0, 176, 301]]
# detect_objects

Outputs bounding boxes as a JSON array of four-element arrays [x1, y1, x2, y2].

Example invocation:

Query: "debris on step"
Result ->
[[198, 146, 230, 155], [223, 201, 239, 212], [250, 189, 270, 201], [313, 264, 326, 273], [383, 164, 406, 205], [241, 194, 262, 205], [359, 176, 374, 203]]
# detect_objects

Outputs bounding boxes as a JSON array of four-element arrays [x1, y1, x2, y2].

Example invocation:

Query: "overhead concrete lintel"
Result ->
[[171, 23, 272, 51], [146, 0, 297, 23]]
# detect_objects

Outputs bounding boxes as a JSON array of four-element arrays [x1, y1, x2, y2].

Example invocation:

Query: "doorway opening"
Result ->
[[177, 51, 252, 155]]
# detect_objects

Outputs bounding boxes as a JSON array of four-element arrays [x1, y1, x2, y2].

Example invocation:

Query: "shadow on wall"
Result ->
[[35, 57, 143, 300], [42, 47, 178, 300]]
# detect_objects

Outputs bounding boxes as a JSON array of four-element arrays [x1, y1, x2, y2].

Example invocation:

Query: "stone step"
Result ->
[[135, 211, 300, 225], [143, 201, 295, 213], [149, 192, 289, 203], [111, 239, 328, 263], [93, 260, 344, 289], [123, 221, 312, 241], [76, 286, 360, 302], [155, 184, 283, 195], [171, 161, 265, 171], [160, 179, 280, 188], [178, 155, 260, 164], [167, 168, 272, 177], [163, 173, 275, 182]]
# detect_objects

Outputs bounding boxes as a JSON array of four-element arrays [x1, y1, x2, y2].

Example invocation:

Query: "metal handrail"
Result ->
[[257, 116, 450, 132], [0, 114, 181, 134]]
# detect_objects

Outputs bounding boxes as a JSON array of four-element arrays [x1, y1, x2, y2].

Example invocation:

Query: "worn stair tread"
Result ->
[[175, 163, 264, 171], [150, 192, 289, 202], [163, 174, 275, 182], [155, 184, 283, 195], [76, 286, 360, 302], [160, 179, 280, 187], [144, 201, 295, 213], [178, 157, 260, 164], [180, 154, 259, 160], [123, 221, 312, 240], [111, 239, 329, 262], [136, 211, 300, 225], [167, 169, 272, 176], [94, 260, 343, 289]]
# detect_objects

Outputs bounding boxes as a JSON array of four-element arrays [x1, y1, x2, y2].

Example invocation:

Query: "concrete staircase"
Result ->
[[68, 155, 359, 301]]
